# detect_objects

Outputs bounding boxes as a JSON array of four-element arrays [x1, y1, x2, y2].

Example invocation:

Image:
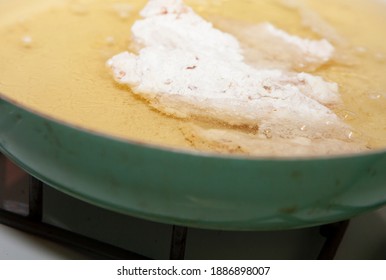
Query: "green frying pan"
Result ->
[[1, 93, 386, 230]]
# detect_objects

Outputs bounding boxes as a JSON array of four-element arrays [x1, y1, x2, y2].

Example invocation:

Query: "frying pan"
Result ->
[[1, 93, 386, 230], [1, 0, 386, 230]]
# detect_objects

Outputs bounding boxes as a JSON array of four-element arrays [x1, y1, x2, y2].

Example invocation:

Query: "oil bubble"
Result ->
[[338, 110, 357, 121], [263, 129, 272, 139], [112, 3, 134, 19], [300, 125, 307, 131], [21, 36, 32, 48], [105, 36, 115, 46], [367, 91, 384, 100]]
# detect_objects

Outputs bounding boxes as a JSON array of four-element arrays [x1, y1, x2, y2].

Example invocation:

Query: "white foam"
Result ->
[[107, 0, 351, 142]]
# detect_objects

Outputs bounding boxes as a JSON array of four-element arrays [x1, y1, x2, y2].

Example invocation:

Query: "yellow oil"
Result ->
[[0, 0, 385, 152]]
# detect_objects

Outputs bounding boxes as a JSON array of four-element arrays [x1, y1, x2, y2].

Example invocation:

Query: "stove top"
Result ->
[[1, 154, 386, 259]]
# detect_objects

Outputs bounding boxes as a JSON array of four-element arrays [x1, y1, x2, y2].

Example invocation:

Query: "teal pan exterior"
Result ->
[[1, 95, 386, 230]]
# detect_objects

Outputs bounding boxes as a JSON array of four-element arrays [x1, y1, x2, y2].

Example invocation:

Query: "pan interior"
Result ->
[[0, 0, 385, 157]]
